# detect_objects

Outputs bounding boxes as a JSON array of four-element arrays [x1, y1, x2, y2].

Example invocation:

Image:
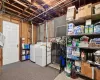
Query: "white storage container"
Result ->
[[35, 42, 51, 67], [30, 44, 40, 62]]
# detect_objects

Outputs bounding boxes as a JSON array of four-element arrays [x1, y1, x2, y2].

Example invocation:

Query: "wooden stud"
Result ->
[[4, 1, 36, 17]]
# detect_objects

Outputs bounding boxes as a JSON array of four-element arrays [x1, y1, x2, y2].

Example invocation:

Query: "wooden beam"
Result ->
[[4, 6, 29, 18], [5, 10, 24, 19], [29, 8, 38, 14], [4, 1, 35, 16], [13, 0, 38, 14], [25, 10, 35, 16], [3, 1, 38, 19], [13, 0, 28, 7], [4, 1, 23, 11], [4, 6, 20, 14]]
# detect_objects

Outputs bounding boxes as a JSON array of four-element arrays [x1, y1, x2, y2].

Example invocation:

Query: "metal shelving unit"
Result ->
[[66, 13, 100, 80]]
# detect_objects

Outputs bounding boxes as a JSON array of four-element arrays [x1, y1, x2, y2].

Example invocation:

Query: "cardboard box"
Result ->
[[95, 68, 100, 80], [78, 3, 92, 18], [75, 13, 79, 20], [95, 3, 100, 14], [84, 3, 92, 17], [78, 6, 85, 18], [66, 6, 76, 21], [81, 62, 92, 79]]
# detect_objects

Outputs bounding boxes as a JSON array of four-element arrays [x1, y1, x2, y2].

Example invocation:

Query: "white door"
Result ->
[[3, 21, 19, 65]]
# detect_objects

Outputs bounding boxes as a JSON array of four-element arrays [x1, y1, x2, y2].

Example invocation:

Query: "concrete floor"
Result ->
[[49, 63, 60, 70], [0, 61, 59, 80], [54, 72, 84, 80]]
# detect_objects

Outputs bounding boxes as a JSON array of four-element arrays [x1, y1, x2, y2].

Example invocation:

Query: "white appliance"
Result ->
[[35, 42, 51, 67], [30, 44, 40, 62], [30, 44, 35, 62]]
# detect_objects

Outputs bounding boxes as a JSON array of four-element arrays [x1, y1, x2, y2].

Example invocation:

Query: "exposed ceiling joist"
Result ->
[[13, 0, 28, 7], [4, 6, 29, 18], [4, 0, 38, 17], [4, 1, 23, 11], [5, 10, 24, 19], [13, 0, 38, 14], [4, 6, 20, 14]]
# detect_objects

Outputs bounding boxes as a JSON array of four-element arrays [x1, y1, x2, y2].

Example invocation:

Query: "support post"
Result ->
[[46, 21, 48, 66], [31, 22, 33, 44]]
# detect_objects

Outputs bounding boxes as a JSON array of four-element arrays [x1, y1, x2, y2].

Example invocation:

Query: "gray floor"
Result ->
[[49, 63, 60, 70], [54, 72, 84, 80], [0, 61, 59, 80]]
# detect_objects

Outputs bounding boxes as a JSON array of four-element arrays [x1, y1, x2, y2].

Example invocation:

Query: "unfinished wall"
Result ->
[[37, 20, 55, 42], [40, 24, 45, 42], [47, 20, 54, 41], [21, 22, 31, 44], [37, 24, 45, 42], [33, 25, 37, 44], [54, 15, 66, 37], [37, 26, 40, 41]]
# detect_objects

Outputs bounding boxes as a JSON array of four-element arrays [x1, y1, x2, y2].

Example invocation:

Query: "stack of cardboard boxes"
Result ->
[[66, 2, 100, 21], [66, 4, 92, 21]]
